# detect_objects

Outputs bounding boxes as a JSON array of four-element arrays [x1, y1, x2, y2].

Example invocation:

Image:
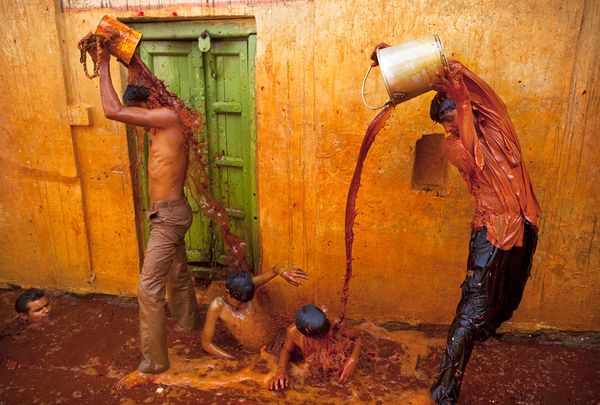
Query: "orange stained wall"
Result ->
[[0, 0, 598, 331]]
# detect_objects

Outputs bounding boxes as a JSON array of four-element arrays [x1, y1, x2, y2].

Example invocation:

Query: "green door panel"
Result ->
[[205, 39, 255, 266]]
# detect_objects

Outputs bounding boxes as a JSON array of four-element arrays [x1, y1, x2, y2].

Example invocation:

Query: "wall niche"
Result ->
[[412, 133, 448, 194]]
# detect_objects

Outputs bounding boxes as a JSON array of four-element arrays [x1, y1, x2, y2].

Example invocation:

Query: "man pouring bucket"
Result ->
[[367, 38, 539, 405]]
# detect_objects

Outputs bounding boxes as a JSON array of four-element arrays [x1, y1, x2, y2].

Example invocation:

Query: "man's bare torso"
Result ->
[[147, 120, 188, 202]]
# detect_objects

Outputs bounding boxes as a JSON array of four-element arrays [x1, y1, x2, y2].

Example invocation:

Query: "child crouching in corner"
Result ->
[[269, 304, 361, 390]]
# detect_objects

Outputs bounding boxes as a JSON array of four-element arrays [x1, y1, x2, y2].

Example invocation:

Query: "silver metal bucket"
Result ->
[[362, 35, 448, 109]]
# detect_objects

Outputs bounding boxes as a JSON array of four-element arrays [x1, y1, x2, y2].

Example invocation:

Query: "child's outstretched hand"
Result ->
[[338, 357, 357, 384], [277, 265, 308, 287], [269, 370, 289, 390]]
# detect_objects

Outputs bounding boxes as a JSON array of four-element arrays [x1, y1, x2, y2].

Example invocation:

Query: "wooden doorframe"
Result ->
[[122, 18, 259, 273]]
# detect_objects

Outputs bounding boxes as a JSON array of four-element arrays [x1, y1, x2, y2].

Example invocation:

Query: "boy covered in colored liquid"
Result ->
[[269, 304, 362, 390], [202, 267, 308, 358], [15, 288, 52, 324], [1, 289, 53, 369]]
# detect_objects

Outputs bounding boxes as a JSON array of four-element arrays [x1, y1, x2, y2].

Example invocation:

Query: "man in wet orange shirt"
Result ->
[[427, 61, 540, 404]]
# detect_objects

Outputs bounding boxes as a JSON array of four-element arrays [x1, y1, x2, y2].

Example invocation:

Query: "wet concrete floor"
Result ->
[[0, 288, 598, 404]]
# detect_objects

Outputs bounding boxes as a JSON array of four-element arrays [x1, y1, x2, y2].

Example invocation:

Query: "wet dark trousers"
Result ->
[[431, 222, 538, 404]]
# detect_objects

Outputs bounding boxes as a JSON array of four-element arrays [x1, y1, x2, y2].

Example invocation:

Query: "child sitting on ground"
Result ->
[[201, 266, 308, 358], [269, 304, 362, 390]]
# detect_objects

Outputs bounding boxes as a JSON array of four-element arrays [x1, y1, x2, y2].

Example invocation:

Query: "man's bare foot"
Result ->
[[115, 370, 158, 390]]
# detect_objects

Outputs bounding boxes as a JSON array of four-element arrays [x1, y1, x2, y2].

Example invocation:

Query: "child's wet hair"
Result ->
[[226, 270, 255, 303], [15, 288, 45, 314], [295, 304, 331, 337], [123, 85, 150, 106]]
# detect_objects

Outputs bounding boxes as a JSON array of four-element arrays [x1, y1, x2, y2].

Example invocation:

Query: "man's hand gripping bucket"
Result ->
[[94, 15, 142, 65], [78, 16, 142, 79], [362, 35, 448, 110]]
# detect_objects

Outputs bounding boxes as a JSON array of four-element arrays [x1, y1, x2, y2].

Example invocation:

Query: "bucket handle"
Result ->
[[361, 65, 389, 110]]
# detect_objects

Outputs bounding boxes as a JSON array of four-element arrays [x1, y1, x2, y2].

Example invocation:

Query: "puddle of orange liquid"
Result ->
[[116, 322, 437, 404]]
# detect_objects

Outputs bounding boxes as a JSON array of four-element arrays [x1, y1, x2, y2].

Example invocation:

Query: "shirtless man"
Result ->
[[93, 45, 200, 377], [202, 267, 307, 358]]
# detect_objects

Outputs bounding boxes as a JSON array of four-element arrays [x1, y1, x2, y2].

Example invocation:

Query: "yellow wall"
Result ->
[[0, 0, 598, 331]]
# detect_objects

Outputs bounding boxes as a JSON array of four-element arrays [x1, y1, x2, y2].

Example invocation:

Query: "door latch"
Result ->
[[198, 30, 217, 78], [198, 30, 211, 52]]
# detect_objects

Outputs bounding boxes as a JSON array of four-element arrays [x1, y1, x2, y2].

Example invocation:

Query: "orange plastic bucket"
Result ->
[[94, 15, 142, 65]]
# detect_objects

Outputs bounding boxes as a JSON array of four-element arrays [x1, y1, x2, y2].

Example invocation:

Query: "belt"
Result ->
[[149, 198, 187, 210]]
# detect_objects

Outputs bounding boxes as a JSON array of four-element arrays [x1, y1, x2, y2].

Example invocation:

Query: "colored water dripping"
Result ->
[[337, 103, 395, 329]]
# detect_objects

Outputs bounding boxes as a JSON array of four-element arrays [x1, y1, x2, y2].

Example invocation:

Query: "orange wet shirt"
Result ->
[[442, 61, 540, 250]]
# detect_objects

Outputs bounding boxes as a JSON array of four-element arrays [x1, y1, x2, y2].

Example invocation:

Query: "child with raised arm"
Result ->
[[201, 266, 308, 358], [269, 304, 362, 390]]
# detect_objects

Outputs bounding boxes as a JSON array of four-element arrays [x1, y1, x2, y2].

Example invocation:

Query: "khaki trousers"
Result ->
[[137, 198, 200, 374]]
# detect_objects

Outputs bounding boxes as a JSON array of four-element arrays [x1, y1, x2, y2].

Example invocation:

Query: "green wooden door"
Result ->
[[130, 22, 258, 274], [204, 38, 257, 268]]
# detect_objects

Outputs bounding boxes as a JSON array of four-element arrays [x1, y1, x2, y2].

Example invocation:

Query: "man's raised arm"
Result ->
[[448, 59, 522, 166], [432, 65, 484, 171], [95, 47, 179, 129]]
